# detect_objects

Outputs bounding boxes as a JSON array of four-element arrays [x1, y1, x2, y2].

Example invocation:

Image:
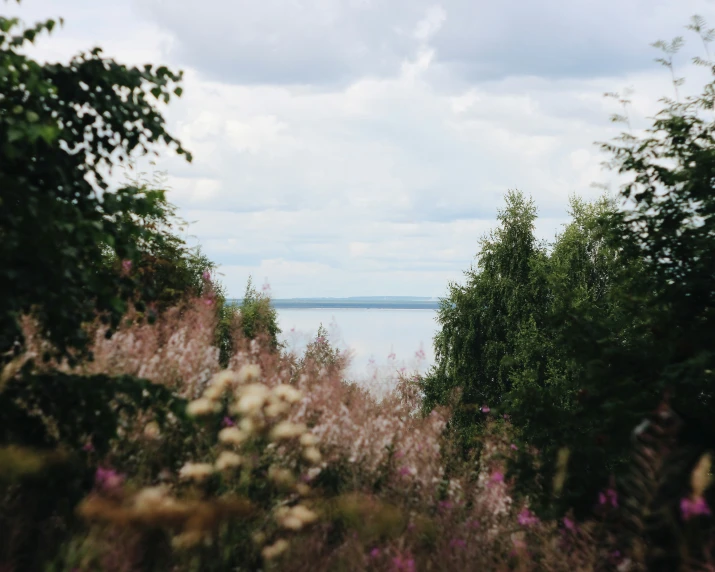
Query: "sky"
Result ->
[[7, 0, 715, 297]]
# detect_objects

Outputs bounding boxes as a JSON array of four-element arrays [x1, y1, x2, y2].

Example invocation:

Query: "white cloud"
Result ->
[[8, 0, 714, 298]]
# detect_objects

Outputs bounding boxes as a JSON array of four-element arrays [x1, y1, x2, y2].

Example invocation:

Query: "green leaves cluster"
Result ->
[[424, 18, 715, 517], [0, 11, 191, 361]]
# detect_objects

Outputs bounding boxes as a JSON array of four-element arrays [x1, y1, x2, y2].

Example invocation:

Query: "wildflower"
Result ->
[[221, 416, 235, 428], [236, 363, 261, 384], [268, 465, 295, 487], [510, 443, 518, 451], [202, 269, 211, 281], [481, 405, 490, 413], [399, 466, 412, 477], [450, 538, 466, 549], [233, 383, 269, 415], [680, 496, 711, 521], [95, 467, 124, 493], [305, 467, 321, 481], [270, 421, 307, 441], [82, 442, 95, 453], [132, 486, 175, 514], [302, 446, 322, 464], [490, 471, 505, 483], [143, 421, 160, 440], [218, 427, 248, 446], [391, 554, 416, 571], [299, 432, 319, 447], [121, 259, 132, 273], [262, 539, 289, 560], [187, 398, 220, 417], [370, 548, 381, 558], [215, 451, 242, 471], [563, 516, 578, 532], [272, 384, 303, 403], [178, 462, 215, 482], [692, 453, 712, 497], [517, 508, 539, 527], [172, 530, 205, 549], [291, 504, 318, 524], [211, 369, 238, 390], [264, 400, 291, 418], [598, 488, 618, 508], [438, 500, 453, 511]]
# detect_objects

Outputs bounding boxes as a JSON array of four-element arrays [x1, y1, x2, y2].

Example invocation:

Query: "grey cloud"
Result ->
[[137, 0, 712, 86]]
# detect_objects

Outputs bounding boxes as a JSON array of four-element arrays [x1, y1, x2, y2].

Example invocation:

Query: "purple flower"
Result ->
[[95, 467, 124, 493], [563, 517, 578, 532], [510, 443, 518, 451], [517, 508, 539, 527], [438, 500, 453, 511], [202, 269, 211, 281], [121, 259, 132, 273], [221, 416, 235, 427], [490, 471, 504, 483], [82, 442, 95, 453], [370, 548, 381, 558], [399, 466, 411, 477], [449, 538, 466, 549], [503, 414, 510, 420], [481, 405, 490, 413], [391, 556, 415, 571], [681, 496, 711, 521], [598, 488, 618, 508]]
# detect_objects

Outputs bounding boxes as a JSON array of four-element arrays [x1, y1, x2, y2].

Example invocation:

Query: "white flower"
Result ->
[[290, 504, 318, 524], [178, 462, 215, 481], [211, 369, 239, 389], [270, 421, 307, 441], [143, 421, 160, 440], [187, 398, 220, 417], [272, 384, 303, 404], [264, 400, 291, 418], [299, 433, 318, 447], [215, 451, 242, 471], [302, 447, 322, 464], [218, 427, 248, 446], [233, 383, 270, 415], [262, 539, 289, 560], [236, 363, 261, 384], [268, 465, 295, 486]]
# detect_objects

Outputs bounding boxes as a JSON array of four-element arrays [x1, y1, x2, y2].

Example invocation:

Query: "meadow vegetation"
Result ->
[[1, 5, 714, 571]]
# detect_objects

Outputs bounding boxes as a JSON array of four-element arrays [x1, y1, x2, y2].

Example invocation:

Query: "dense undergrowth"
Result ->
[[2, 4, 715, 571]]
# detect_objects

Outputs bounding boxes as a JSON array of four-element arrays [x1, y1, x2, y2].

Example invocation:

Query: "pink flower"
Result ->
[[399, 466, 411, 477], [82, 442, 95, 453], [202, 270, 211, 281], [681, 496, 711, 521], [510, 443, 518, 451], [481, 405, 490, 413], [121, 259, 132, 273], [388, 352, 396, 360], [449, 538, 466, 549], [222, 416, 235, 427], [369, 548, 381, 558], [490, 471, 504, 483], [517, 508, 539, 527], [562, 517, 578, 532], [415, 348, 426, 360], [95, 467, 124, 493], [598, 488, 618, 508], [438, 500, 453, 511], [391, 555, 415, 571]]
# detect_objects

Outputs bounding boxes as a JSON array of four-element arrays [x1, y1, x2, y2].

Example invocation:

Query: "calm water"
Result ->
[[277, 309, 439, 380]]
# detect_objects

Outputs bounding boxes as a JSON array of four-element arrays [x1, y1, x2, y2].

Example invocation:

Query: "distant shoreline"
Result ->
[[227, 297, 442, 310]]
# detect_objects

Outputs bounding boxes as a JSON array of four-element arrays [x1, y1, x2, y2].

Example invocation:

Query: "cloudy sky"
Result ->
[[8, 0, 715, 297]]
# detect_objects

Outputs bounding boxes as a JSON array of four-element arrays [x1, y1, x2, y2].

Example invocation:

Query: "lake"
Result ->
[[276, 308, 439, 382]]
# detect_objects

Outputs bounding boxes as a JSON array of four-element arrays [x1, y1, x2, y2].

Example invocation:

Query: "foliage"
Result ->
[[235, 277, 282, 351], [0, 8, 190, 362], [423, 19, 715, 521]]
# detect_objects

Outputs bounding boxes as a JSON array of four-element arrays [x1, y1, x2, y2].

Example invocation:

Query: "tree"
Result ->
[[422, 190, 548, 442], [0, 8, 191, 363]]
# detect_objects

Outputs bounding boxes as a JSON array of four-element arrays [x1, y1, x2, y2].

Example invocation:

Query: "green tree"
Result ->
[[0, 9, 191, 363], [422, 190, 548, 442]]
